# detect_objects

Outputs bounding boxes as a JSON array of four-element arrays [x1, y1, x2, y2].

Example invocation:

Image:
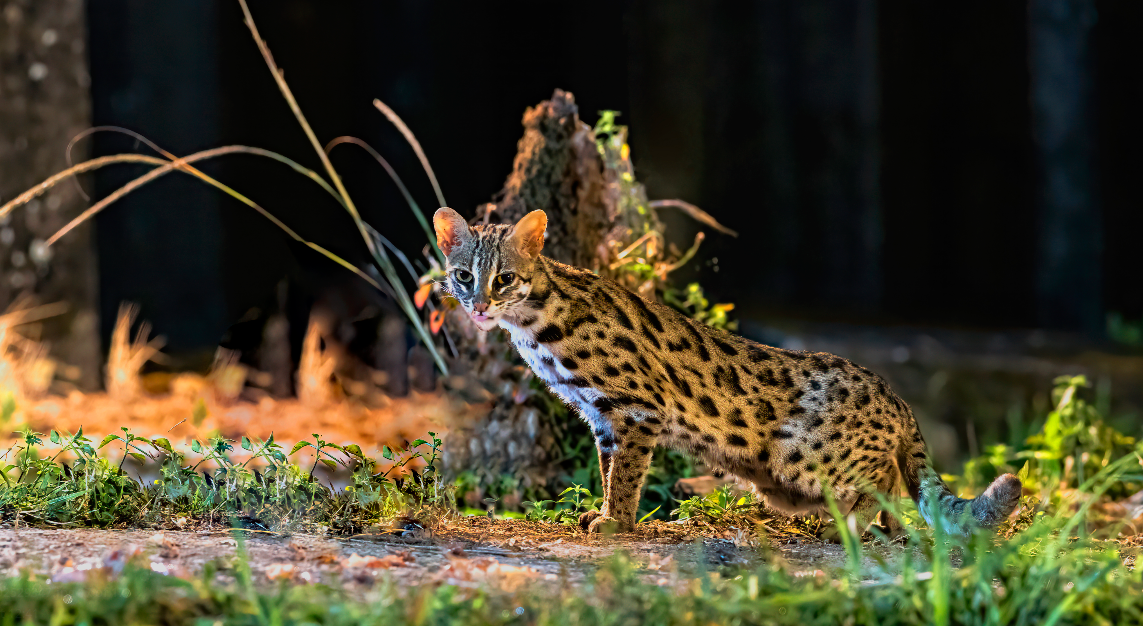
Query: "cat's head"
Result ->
[[433, 207, 547, 331]]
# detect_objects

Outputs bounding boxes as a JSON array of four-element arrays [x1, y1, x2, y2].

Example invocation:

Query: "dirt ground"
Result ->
[[0, 517, 915, 591]]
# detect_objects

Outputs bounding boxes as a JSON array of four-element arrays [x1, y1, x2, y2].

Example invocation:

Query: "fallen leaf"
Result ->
[[265, 563, 296, 581], [342, 552, 412, 569]]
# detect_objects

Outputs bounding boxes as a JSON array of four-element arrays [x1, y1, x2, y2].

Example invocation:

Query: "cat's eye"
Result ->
[[454, 269, 473, 284], [494, 273, 516, 288]]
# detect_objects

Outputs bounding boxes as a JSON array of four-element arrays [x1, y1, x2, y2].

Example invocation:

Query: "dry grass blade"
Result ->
[[648, 199, 738, 237], [238, 0, 447, 374], [325, 136, 442, 264], [0, 154, 168, 221], [372, 99, 447, 210], [106, 304, 165, 400], [38, 146, 388, 296], [65, 126, 173, 201]]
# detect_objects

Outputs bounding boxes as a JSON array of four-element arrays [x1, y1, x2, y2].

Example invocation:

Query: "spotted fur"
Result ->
[[434, 208, 1022, 535]]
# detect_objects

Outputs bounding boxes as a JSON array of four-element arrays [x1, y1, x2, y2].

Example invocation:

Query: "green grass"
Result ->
[[1, 497, 1140, 625], [0, 423, 452, 533]]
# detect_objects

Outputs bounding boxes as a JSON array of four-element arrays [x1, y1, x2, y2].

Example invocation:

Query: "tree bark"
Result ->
[[0, 0, 100, 391], [442, 90, 623, 499]]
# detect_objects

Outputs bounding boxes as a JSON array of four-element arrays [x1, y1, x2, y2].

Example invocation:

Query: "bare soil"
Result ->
[[0, 517, 915, 590]]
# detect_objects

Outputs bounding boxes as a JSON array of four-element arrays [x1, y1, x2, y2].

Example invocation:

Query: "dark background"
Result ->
[[84, 0, 1142, 357]]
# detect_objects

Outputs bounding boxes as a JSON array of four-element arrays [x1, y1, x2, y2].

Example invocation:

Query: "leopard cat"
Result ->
[[433, 207, 1022, 535]]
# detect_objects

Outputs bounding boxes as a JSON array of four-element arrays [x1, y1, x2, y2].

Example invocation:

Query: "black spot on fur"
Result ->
[[727, 434, 748, 447], [755, 368, 778, 387], [537, 325, 564, 343], [747, 345, 771, 362], [593, 397, 615, 413], [728, 409, 748, 428], [639, 425, 655, 436], [714, 365, 748, 396], [788, 407, 806, 416], [786, 450, 804, 464], [774, 429, 795, 439], [576, 349, 591, 359], [641, 324, 661, 349], [855, 391, 872, 409], [811, 441, 824, 451], [755, 400, 777, 422], [678, 417, 701, 433], [560, 357, 578, 370], [758, 449, 771, 462], [698, 396, 720, 417], [810, 380, 822, 391], [667, 338, 691, 352], [810, 416, 825, 428], [712, 337, 739, 356], [612, 336, 638, 353], [605, 365, 620, 377], [702, 434, 716, 444], [829, 431, 843, 441], [664, 363, 693, 398], [620, 362, 636, 373], [592, 376, 606, 386]]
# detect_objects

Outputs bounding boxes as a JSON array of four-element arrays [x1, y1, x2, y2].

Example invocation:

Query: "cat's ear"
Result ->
[[433, 207, 471, 256], [509, 210, 547, 261]]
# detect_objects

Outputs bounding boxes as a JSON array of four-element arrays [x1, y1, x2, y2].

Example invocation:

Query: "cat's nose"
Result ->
[[472, 302, 488, 313]]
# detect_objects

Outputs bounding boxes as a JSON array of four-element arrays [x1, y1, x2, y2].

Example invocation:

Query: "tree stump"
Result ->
[[441, 90, 632, 502]]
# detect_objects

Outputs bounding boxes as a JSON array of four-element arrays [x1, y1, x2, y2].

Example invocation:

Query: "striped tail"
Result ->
[[902, 439, 1022, 535]]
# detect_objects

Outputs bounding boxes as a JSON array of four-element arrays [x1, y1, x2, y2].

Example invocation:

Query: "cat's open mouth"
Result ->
[[469, 311, 499, 331]]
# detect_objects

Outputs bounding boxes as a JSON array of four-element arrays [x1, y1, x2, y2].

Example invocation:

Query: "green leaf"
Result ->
[[152, 438, 173, 453], [289, 441, 309, 456], [192, 398, 208, 426], [410, 439, 428, 448], [638, 505, 662, 524], [191, 440, 203, 454], [127, 452, 146, 464], [381, 446, 394, 461], [242, 436, 252, 451], [0, 393, 16, 423], [50, 430, 61, 445], [344, 444, 364, 458], [98, 434, 119, 449], [319, 458, 337, 471], [324, 442, 344, 452]]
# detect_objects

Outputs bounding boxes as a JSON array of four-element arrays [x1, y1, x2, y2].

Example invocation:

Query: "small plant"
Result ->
[[523, 484, 598, 524], [961, 375, 1141, 508], [664, 283, 738, 332], [0, 395, 453, 531], [672, 484, 755, 523]]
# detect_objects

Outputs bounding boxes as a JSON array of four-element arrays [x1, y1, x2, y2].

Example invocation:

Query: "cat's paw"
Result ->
[[578, 510, 604, 531], [586, 515, 620, 535]]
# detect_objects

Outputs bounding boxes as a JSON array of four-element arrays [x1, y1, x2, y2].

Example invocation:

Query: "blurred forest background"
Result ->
[[1, 0, 1141, 476]]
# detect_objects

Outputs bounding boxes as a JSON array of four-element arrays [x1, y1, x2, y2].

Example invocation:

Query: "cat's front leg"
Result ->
[[586, 413, 659, 534], [578, 410, 617, 531]]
